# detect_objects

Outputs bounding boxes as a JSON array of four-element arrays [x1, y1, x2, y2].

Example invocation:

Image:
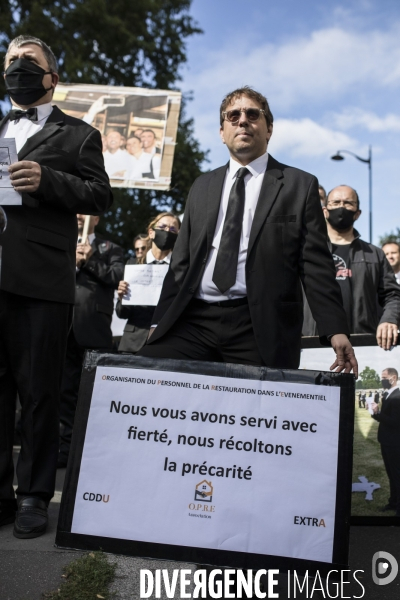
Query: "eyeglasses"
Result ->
[[154, 224, 179, 234], [222, 108, 266, 123], [327, 200, 358, 209], [134, 245, 147, 252]]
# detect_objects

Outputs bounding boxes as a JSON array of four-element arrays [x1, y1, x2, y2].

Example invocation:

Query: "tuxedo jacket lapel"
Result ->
[[18, 105, 65, 160], [248, 155, 283, 257], [206, 164, 228, 250]]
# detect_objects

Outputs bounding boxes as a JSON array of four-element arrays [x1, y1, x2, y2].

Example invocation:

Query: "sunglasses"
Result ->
[[135, 245, 147, 252], [154, 224, 179, 234], [222, 108, 266, 123]]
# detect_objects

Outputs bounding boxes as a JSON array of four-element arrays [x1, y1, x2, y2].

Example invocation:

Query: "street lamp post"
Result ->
[[331, 146, 372, 243]]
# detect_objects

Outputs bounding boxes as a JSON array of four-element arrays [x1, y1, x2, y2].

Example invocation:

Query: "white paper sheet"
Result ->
[[121, 264, 169, 305], [0, 138, 22, 205]]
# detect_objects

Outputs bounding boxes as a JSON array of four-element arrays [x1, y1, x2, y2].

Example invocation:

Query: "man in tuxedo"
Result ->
[[372, 368, 400, 516], [0, 35, 112, 538], [58, 214, 123, 468], [139, 86, 357, 375]]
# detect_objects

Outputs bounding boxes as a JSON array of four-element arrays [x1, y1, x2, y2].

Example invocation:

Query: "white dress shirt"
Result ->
[[196, 152, 269, 302], [146, 248, 171, 264], [0, 102, 53, 152], [103, 149, 131, 179], [385, 385, 399, 399], [395, 271, 400, 285]]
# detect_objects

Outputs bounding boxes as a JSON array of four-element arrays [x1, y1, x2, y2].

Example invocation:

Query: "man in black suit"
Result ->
[[58, 214, 123, 468], [372, 368, 400, 516], [0, 35, 112, 538], [139, 86, 357, 374]]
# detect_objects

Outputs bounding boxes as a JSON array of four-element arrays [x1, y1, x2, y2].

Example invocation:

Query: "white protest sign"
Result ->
[[122, 264, 169, 305], [72, 366, 341, 564], [0, 138, 22, 205]]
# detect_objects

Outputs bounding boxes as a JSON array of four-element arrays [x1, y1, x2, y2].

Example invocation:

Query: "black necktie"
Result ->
[[212, 167, 249, 294], [9, 107, 38, 122]]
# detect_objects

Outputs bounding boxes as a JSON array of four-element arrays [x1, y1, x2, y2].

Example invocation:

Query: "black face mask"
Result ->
[[153, 229, 178, 251], [326, 207, 356, 231], [381, 379, 392, 390], [4, 58, 53, 106]]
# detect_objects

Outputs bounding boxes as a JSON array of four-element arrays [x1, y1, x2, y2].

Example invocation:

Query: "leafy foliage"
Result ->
[[356, 366, 381, 390], [379, 228, 400, 247], [0, 0, 209, 255]]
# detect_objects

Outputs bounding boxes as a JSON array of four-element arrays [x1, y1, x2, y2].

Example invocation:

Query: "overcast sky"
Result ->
[[180, 0, 400, 244]]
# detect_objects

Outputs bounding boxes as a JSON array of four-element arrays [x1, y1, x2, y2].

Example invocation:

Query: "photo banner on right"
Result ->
[[53, 83, 181, 191], [301, 334, 400, 524]]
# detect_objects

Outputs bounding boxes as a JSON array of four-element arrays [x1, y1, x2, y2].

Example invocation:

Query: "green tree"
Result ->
[[379, 228, 400, 247], [356, 366, 380, 390], [0, 0, 208, 255]]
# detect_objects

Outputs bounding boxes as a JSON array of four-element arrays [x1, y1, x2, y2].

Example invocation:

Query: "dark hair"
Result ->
[[141, 129, 156, 138], [384, 368, 398, 380], [5, 35, 58, 72], [382, 241, 400, 251], [220, 86, 273, 128], [326, 185, 360, 210], [127, 135, 142, 144]]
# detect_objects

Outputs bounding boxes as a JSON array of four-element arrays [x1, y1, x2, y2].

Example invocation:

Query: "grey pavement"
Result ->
[[1, 449, 400, 599]]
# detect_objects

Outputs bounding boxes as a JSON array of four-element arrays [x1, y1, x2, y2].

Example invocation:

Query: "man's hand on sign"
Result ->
[[8, 161, 41, 193], [376, 322, 398, 351], [117, 280, 130, 301], [330, 334, 359, 378], [76, 241, 93, 268]]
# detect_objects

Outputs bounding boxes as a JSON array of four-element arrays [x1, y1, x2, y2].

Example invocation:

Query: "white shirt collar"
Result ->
[[11, 102, 53, 123], [228, 151, 269, 181], [146, 248, 171, 264], [386, 385, 399, 398]]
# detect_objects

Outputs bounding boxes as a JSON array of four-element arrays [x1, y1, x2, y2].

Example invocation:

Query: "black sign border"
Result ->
[[302, 334, 400, 526], [56, 352, 354, 575]]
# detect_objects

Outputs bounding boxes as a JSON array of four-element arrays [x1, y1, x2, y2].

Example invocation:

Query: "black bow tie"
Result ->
[[9, 107, 38, 122]]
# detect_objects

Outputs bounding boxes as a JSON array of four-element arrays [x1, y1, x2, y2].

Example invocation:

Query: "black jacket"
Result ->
[[0, 106, 113, 304], [74, 237, 124, 348], [147, 156, 349, 369], [303, 231, 400, 336], [116, 258, 156, 353], [373, 388, 400, 447]]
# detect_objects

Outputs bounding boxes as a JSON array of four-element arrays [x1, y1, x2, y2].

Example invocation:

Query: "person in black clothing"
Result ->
[[116, 212, 181, 353], [371, 368, 400, 516], [58, 214, 124, 467], [0, 36, 112, 538], [303, 185, 400, 349], [133, 233, 149, 261]]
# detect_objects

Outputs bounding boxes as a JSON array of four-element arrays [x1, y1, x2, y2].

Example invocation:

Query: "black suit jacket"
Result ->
[[373, 388, 400, 447], [149, 155, 349, 369], [74, 236, 124, 348], [0, 105, 113, 304]]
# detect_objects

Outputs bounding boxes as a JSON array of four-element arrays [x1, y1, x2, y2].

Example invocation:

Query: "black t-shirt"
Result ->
[[331, 243, 352, 331]]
